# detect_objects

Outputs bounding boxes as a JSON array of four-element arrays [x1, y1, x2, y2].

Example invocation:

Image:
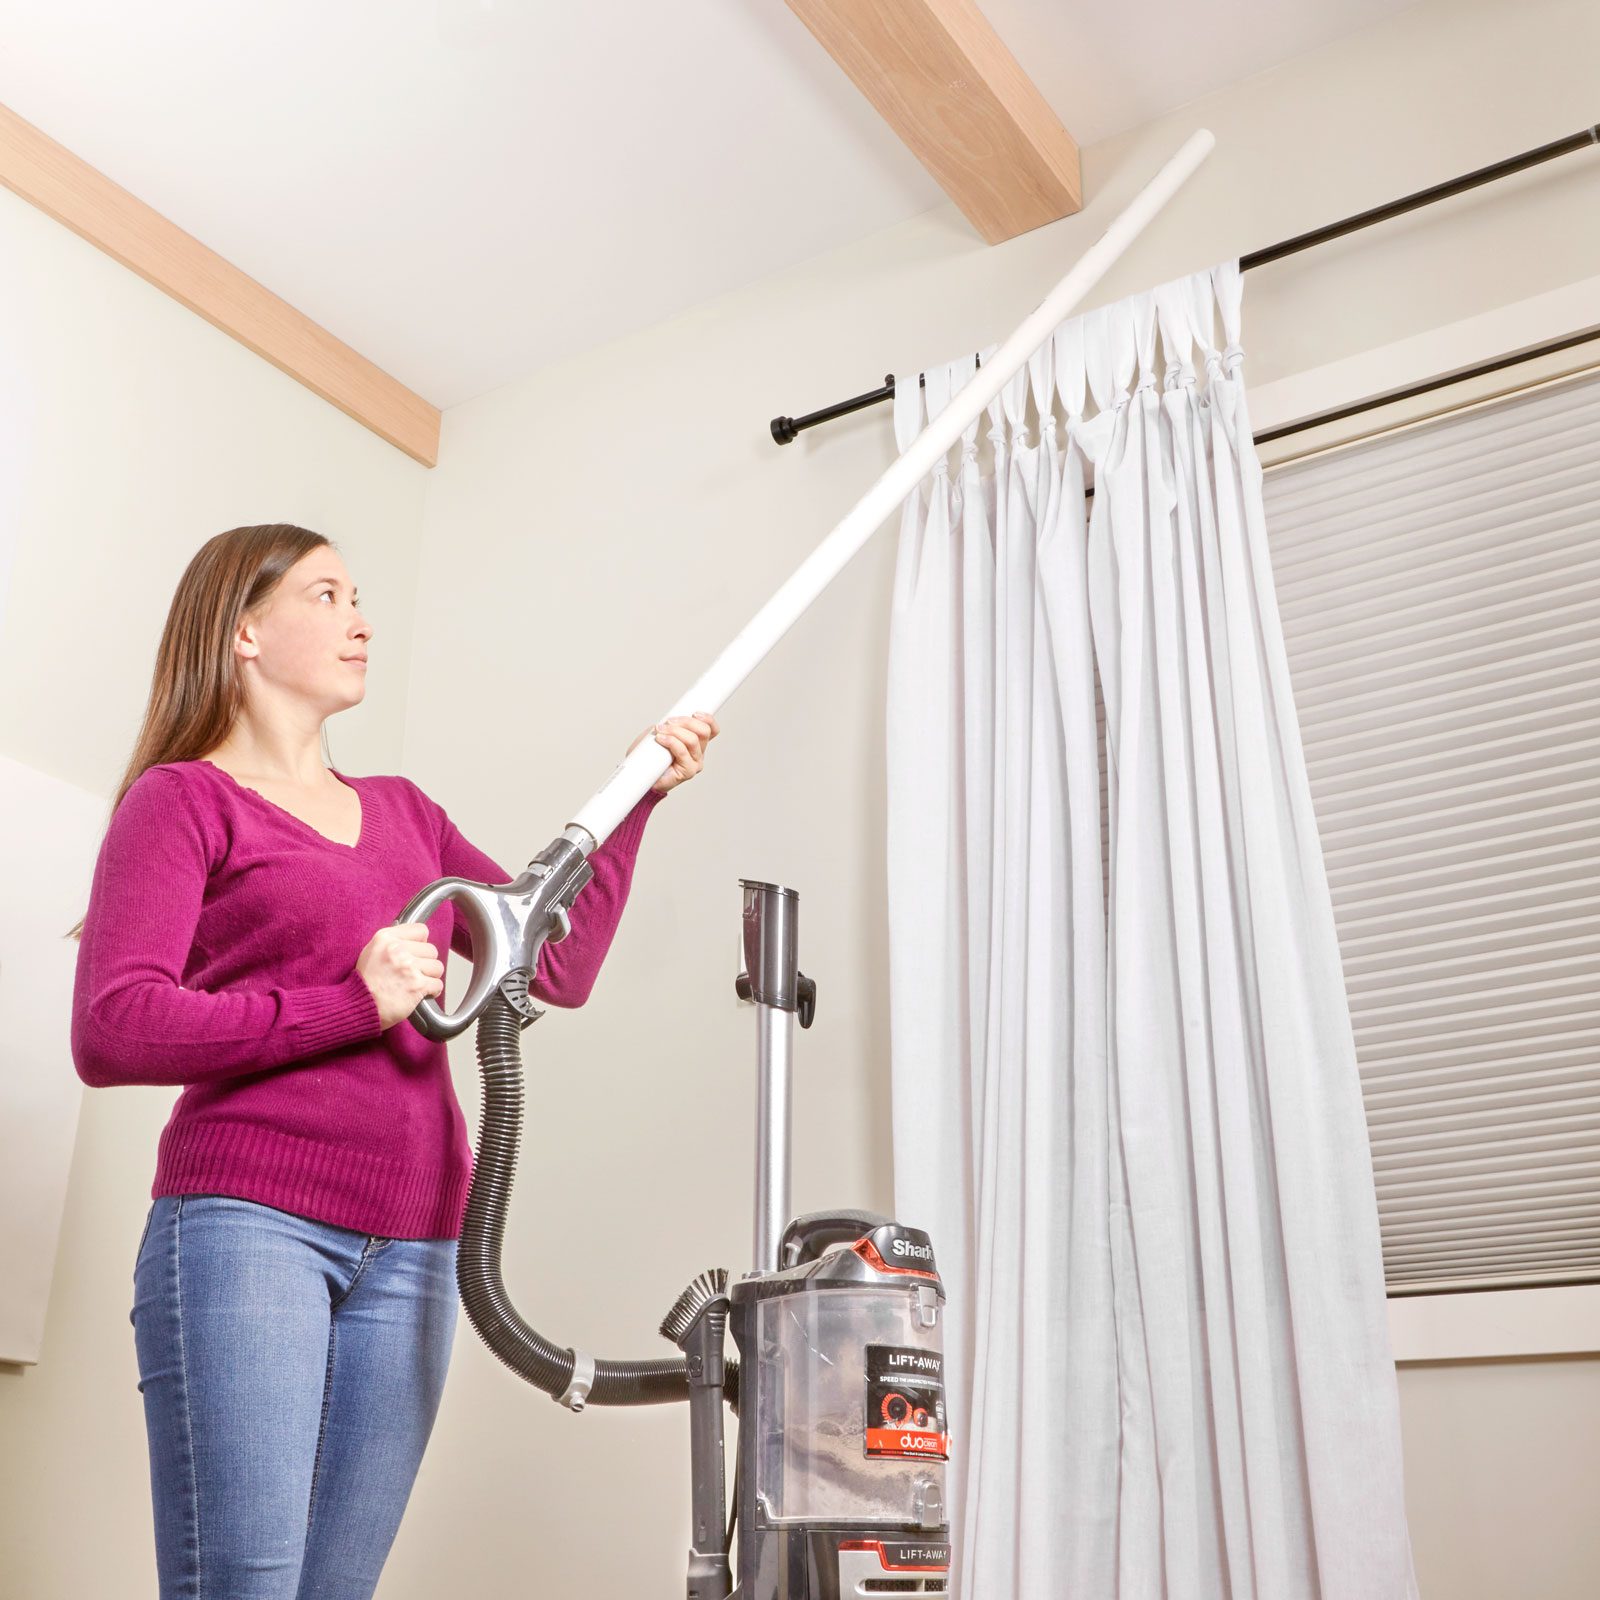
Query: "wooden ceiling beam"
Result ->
[[0, 100, 440, 467], [785, 0, 1082, 244]]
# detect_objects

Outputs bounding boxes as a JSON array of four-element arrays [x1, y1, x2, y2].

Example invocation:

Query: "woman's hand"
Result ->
[[356, 922, 445, 1030], [628, 711, 720, 794]]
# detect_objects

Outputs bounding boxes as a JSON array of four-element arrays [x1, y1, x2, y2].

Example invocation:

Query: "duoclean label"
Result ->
[[864, 1344, 948, 1460]]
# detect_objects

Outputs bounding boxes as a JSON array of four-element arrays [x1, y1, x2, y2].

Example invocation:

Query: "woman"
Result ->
[[68, 522, 717, 1600]]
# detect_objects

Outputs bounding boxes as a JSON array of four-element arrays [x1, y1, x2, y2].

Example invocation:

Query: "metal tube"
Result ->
[[742, 878, 800, 1272], [567, 127, 1215, 849], [771, 375, 895, 444], [1238, 122, 1600, 272], [753, 1003, 795, 1274]]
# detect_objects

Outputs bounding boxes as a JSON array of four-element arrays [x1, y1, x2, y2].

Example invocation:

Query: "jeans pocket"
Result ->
[[134, 1201, 157, 1266], [129, 1202, 157, 1327]]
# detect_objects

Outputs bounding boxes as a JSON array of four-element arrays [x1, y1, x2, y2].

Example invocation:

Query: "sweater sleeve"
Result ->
[[71, 768, 383, 1089], [424, 781, 667, 1008]]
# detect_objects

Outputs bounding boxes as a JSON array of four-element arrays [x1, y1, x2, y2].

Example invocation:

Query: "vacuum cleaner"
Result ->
[[394, 129, 1215, 1597], [405, 864, 952, 1597]]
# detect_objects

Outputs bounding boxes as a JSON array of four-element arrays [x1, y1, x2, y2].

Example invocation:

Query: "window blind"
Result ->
[[1264, 368, 1600, 1294]]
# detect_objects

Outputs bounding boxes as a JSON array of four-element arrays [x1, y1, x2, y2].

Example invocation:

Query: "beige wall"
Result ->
[[0, 178, 431, 1593], [4, 0, 1598, 1594], [1399, 1357, 1600, 1597]]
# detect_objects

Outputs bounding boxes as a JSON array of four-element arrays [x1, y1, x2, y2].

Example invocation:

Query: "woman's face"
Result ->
[[237, 546, 374, 717]]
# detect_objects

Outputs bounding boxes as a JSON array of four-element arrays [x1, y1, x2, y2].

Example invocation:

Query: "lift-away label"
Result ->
[[865, 1345, 948, 1460]]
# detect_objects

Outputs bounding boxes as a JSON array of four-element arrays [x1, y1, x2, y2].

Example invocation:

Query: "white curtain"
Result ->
[[886, 261, 1418, 1599]]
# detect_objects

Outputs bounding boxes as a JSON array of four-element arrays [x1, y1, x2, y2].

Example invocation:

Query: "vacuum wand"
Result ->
[[401, 126, 1214, 1042]]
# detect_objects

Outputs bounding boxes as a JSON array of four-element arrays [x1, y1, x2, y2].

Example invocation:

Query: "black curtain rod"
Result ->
[[770, 122, 1600, 446]]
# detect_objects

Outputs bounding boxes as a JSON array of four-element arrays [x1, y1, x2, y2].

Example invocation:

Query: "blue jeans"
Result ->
[[131, 1194, 459, 1600]]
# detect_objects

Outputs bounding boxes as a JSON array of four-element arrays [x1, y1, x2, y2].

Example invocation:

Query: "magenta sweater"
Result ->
[[71, 759, 666, 1238]]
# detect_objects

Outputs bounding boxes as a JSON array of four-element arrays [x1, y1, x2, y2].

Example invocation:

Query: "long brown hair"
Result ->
[[66, 523, 335, 940]]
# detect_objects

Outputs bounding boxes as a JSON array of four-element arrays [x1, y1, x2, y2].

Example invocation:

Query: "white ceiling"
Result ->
[[0, 0, 1420, 409]]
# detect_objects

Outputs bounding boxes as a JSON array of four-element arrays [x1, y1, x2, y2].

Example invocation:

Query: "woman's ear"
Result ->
[[233, 613, 262, 662]]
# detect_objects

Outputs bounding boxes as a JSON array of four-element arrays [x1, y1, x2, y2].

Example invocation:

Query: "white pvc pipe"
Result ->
[[569, 128, 1215, 849]]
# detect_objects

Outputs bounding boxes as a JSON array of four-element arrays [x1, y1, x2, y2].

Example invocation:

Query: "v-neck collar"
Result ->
[[196, 759, 373, 852]]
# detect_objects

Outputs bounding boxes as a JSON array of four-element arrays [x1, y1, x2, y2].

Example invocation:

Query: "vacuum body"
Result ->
[[421, 857, 952, 1597], [727, 1214, 950, 1598], [711, 881, 950, 1598]]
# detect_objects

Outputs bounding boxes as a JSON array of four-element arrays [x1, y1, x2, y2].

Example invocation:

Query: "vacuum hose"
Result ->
[[457, 990, 732, 1407]]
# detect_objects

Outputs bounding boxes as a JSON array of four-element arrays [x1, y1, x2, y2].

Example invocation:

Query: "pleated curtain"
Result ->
[[885, 261, 1418, 1599]]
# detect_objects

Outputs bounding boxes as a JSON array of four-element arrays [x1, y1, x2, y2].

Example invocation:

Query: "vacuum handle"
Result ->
[[779, 1209, 892, 1269], [396, 877, 520, 1043]]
